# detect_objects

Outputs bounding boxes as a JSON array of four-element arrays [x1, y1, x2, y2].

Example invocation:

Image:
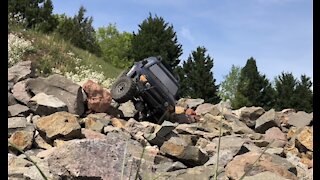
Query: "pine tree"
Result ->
[[233, 57, 275, 110], [274, 72, 297, 110], [131, 13, 183, 71], [293, 75, 313, 112], [55, 6, 101, 56], [36, 0, 58, 32], [178, 47, 220, 104]]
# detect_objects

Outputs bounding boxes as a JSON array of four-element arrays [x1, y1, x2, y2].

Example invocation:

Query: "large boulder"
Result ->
[[199, 114, 233, 135], [177, 98, 204, 109], [12, 79, 32, 105], [265, 127, 287, 148], [145, 121, 177, 146], [255, 109, 280, 133], [160, 136, 209, 166], [27, 92, 68, 116], [82, 80, 112, 113], [225, 151, 298, 180], [287, 111, 313, 128], [296, 126, 313, 151], [8, 61, 35, 83], [27, 74, 85, 116], [35, 111, 82, 140], [204, 135, 249, 169], [224, 113, 255, 134], [46, 132, 155, 179], [236, 106, 265, 127]]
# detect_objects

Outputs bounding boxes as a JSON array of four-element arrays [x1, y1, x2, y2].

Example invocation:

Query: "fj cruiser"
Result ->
[[110, 56, 179, 124]]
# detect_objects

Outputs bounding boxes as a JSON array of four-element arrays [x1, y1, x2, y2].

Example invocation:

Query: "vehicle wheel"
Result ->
[[111, 76, 137, 103]]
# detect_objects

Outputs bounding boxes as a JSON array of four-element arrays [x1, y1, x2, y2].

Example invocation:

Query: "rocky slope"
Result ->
[[8, 61, 313, 180]]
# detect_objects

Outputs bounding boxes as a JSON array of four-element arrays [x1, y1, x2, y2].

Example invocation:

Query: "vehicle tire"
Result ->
[[111, 76, 137, 103]]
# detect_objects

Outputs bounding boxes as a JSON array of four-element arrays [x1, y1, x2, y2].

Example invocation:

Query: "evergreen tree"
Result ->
[[274, 72, 297, 110], [293, 75, 313, 112], [36, 0, 58, 32], [131, 13, 183, 71], [178, 47, 220, 104], [233, 57, 275, 110], [8, 0, 57, 32], [9, 0, 42, 28], [55, 6, 101, 56]]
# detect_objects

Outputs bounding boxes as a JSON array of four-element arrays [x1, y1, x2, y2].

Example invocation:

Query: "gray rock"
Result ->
[[265, 147, 284, 156], [8, 117, 27, 130], [178, 134, 198, 146], [175, 123, 222, 140], [286, 152, 312, 180], [242, 171, 291, 180], [118, 100, 137, 117], [264, 127, 287, 148], [203, 135, 248, 159], [8, 104, 30, 117], [177, 98, 204, 109], [8, 61, 35, 83], [160, 136, 209, 166], [8, 153, 59, 180], [8, 117, 35, 137], [225, 151, 298, 180], [28, 92, 68, 116], [155, 161, 187, 172], [225, 114, 255, 134], [255, 109, 280, 133], [34, 134, 53, 150], [152, 165, 220, 180], [238, 106, 265, 127], [287, 111, 313, 128], [8, 92, 18, 106], [46, 132, 155, 180], [12, 79, 32, 105], [200, 114, 233, 135], [195, 103, 215, 115], [27, 74, 85, 116]]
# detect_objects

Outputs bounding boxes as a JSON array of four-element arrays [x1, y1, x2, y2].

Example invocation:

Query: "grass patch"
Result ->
[[9, 24, 122, 79]]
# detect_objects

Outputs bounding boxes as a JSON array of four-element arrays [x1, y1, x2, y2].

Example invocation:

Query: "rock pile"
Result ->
[[8, 61, 313, 179]]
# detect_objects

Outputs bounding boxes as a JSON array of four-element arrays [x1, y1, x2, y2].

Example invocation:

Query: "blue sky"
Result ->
[[51, 0, 313, 85]]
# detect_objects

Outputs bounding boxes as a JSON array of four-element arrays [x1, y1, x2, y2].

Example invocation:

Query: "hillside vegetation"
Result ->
[[9, 25, 122, 88]]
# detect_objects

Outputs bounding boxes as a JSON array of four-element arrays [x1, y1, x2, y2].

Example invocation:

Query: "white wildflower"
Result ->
[[8, 33, 34, 66]]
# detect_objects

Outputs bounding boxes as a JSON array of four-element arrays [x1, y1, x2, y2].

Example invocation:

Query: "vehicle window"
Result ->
[[149, 64, 178, 95]]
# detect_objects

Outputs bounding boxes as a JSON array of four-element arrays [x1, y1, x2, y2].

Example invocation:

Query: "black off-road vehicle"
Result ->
[[110, 56, 179, 124]]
